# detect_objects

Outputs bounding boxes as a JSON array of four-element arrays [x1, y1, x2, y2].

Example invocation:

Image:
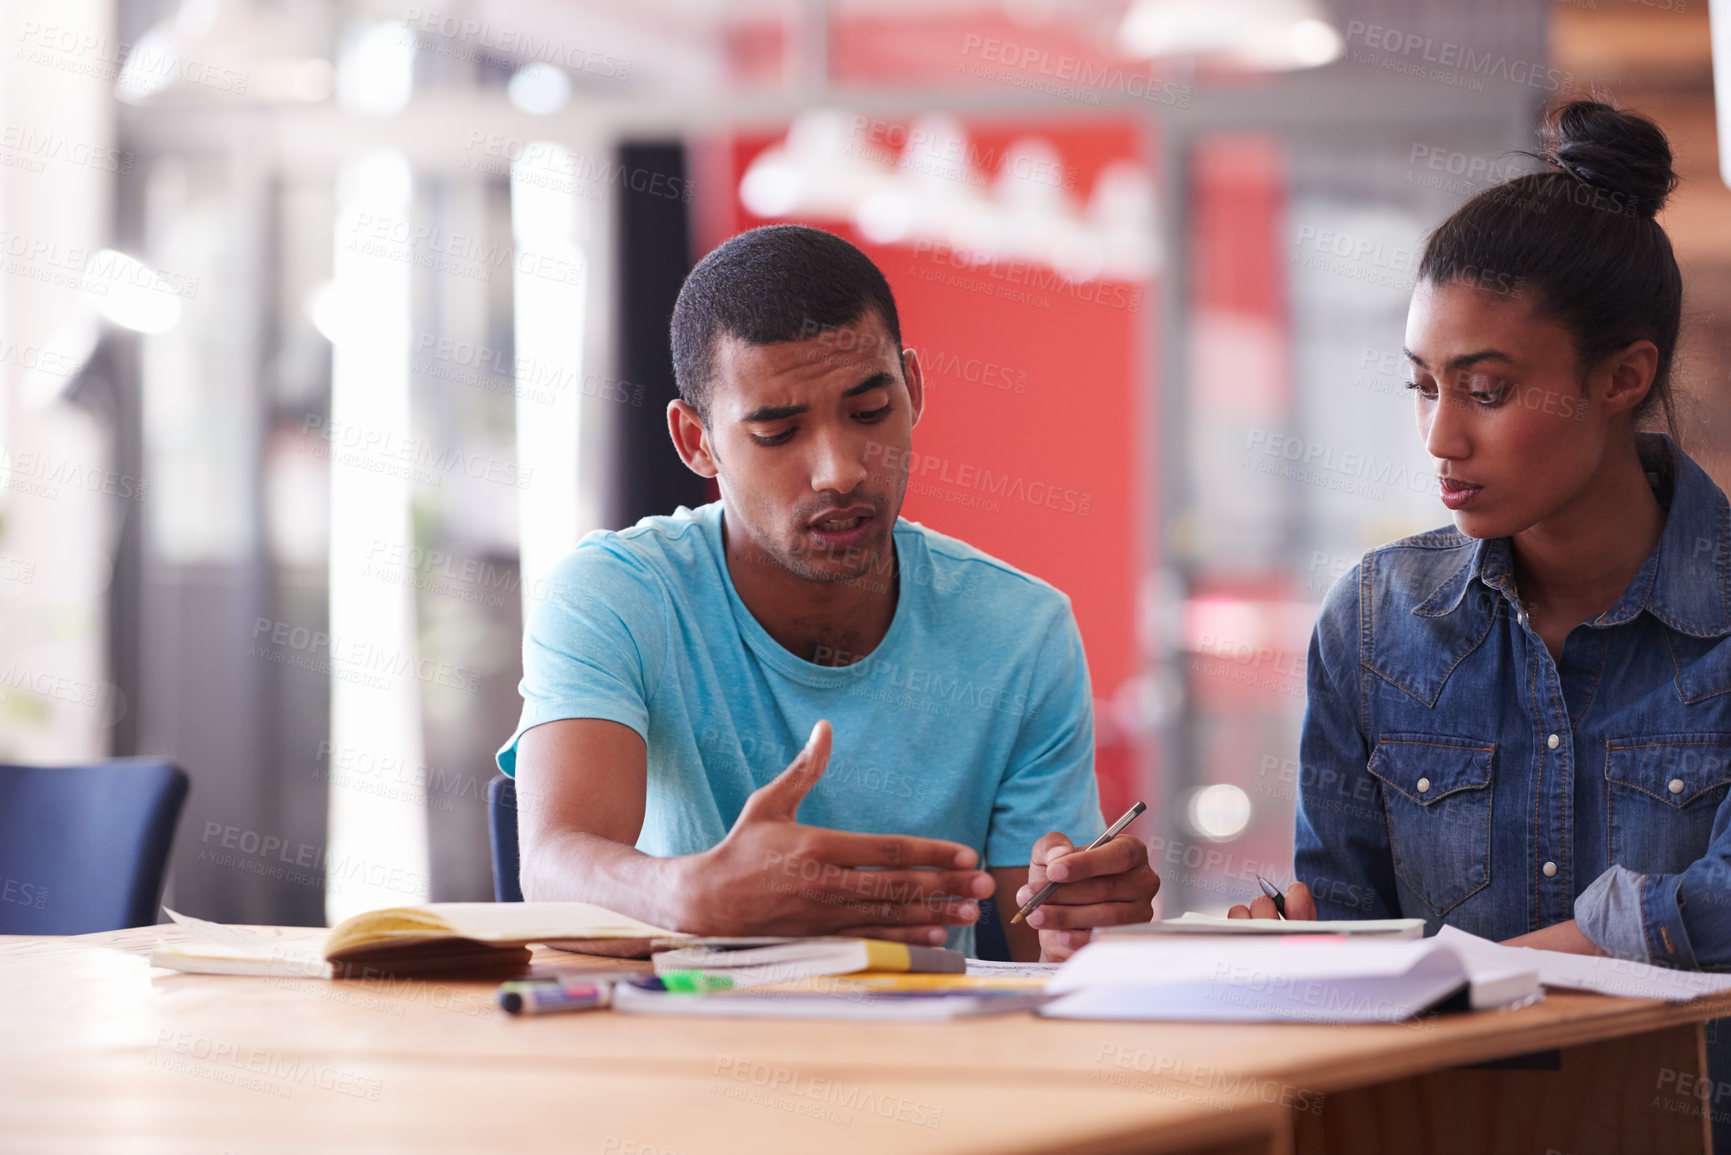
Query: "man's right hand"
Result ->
[[672, 720, 993, 944]]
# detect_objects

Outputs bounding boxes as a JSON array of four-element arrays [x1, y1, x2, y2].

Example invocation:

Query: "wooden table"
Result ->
[[2, 926, 1727, 1154]]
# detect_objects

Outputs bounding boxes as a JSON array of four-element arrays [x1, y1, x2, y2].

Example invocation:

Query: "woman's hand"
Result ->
[[1502, 920, 1607, 956], [1226, 880, 1317, 920]]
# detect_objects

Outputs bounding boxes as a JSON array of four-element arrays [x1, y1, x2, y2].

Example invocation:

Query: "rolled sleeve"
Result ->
[[1574, 864, 1656, 963], [1580, 851, 1731, 972], [1643, 858, 1731, 971], [1578, 800, 1731, 972]]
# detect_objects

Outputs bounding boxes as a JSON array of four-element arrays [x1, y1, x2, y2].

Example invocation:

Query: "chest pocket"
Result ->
[[1367, 733, 1495, 918], [1605, 735, 1731, 877]]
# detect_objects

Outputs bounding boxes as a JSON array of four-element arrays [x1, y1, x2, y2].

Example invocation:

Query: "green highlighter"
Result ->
[[659, 970, 735, 994]]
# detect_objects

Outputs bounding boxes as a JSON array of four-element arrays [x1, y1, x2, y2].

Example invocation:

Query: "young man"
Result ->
[[498, 225, 1157, 961]]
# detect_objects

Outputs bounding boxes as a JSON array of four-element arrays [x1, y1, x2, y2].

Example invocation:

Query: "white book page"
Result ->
[[163, 908, 328, 960], [1103, 912, 1425, 938], [1434, 925, 1731, 1002], [1049, 938, 1451, 994], [149, 941, 333, 977], [155, 910, 329, 975], [405, 902, 684, 942], [162, 903, 679, 956], [1043, 942, 1471, 1022], [965, 959, 1062, 977]]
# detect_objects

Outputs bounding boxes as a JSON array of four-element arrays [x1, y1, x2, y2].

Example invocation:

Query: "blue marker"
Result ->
[[497, 978, 612, 1015]]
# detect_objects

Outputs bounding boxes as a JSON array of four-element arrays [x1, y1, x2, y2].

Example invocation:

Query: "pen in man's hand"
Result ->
[[1010, 801, 1146, 925], [1256, 875, 1287, 919]]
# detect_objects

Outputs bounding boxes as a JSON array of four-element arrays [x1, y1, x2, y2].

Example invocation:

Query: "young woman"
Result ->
[[1231, 99, 1730, 1138]]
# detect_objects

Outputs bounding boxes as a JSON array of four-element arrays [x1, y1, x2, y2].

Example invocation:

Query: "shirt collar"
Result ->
[[1411, 534, 1509, 618], [1412, 433, 1731, 637]]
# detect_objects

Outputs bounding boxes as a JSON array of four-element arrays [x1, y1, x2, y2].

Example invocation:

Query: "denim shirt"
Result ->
[[1295, 432, 1731, 973]]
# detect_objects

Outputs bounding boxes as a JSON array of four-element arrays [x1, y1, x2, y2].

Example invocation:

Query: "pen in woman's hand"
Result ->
[[1256, 875, 1287, 919]]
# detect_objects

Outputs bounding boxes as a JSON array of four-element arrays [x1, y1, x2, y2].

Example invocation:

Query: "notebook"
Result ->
[[1100, 911, 1427, 939], [611, 980, 1054, 1020], [150, 903, 689, 977], [650, 937, 964, 987], [1041, 935, 1541, 1023]]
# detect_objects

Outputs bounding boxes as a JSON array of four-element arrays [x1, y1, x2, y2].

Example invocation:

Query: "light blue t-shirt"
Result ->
[[497, 501, 1103, 947]]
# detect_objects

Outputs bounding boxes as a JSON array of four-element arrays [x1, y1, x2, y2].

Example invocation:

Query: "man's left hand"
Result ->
[[1016, 831, 1159, 962]]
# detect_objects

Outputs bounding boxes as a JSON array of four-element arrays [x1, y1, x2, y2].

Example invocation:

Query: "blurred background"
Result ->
[[0, 0, 1725, 926]]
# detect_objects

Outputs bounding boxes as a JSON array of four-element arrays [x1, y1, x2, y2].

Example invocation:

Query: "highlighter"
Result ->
[[497, 978, 612, 1015]]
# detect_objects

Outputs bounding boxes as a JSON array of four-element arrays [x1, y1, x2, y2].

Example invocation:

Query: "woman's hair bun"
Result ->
[[1541, 100, 1677, 218]]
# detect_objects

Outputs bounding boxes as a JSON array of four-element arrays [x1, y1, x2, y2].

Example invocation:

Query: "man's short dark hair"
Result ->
[[671, 224, 903, 421]]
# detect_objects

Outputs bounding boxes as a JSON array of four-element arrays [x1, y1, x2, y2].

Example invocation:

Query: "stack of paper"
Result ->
[[649, 937, 963, 987], [611, 981, 1053, 1021], [613, 944, 1049, 1020]]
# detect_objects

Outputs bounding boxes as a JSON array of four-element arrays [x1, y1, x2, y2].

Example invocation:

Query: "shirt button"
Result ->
[[1670, 778, 1686, 795], [1543, 861, 1558, 878], [1517, 611, 1528, 627], [1547, 734, 1561, 750], [1416, 777, 1431, 794]]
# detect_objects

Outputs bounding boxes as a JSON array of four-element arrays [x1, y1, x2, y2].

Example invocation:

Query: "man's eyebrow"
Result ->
[[843, 372, 894, 399], [739, 402, 805, 423], [738, 373, 894, 423], [1403, 346, 1515, 372]]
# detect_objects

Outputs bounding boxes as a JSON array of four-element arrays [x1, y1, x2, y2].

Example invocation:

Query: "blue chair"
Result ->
[[487, 774, 523, 902], [484, 772, 1012, 958], [0, 758, 189, 935]]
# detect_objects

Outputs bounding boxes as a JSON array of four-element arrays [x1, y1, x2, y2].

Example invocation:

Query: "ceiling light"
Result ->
[[739, 157, 802, 217], [854, 190, 915, 244], [1119, 0, 1343, 72], [1288, 19, 1344, 68], [337, 19, 415, 117], [1188, 784, 1253, 841], [507, 63, 572, 116], [115, 0, 331, 105]]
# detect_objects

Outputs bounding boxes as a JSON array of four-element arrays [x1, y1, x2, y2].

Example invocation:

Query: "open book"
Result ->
[[150, 904, 689, 978], [1042, 934, 1541, 1023], [1433, 925, 1731, 1002]]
